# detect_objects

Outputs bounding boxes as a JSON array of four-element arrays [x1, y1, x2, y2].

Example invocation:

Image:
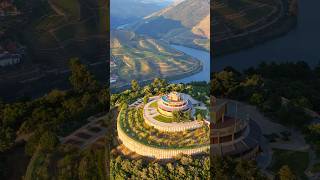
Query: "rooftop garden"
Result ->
[[118, 107, 209, 149]]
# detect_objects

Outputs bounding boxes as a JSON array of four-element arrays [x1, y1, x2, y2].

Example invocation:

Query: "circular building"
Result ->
[[210, 97, 261, 159], [157, 92, 192, 117]]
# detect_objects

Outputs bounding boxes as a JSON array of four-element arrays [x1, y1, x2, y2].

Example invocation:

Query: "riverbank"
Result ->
[[111, 45, 210, 93], [111, 61, 203, 93]]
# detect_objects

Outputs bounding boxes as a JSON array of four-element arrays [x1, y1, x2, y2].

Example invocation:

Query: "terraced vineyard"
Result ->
[[213, 0, 281, 42], [110, 30, 202, 88]]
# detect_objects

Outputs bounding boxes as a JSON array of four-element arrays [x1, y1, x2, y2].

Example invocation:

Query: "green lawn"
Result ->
[[150, 101, 158, 109], [268, 148, 309, 179], [154, 115, 174, 123]]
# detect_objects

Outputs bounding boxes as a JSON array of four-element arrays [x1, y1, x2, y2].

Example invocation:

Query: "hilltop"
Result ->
[[127, 0, 210, 51]]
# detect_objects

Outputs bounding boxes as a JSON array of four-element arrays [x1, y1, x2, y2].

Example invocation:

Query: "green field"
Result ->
[[149, 101, 158, 109]]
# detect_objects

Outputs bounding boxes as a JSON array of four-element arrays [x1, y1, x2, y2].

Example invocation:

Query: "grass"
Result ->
[[149, 101, 158, 109], [154, 114, 174, 123], [268, 148, 309, 179]]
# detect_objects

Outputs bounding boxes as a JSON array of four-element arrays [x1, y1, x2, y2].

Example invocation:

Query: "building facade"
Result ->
[[210, 97, 261, 159]]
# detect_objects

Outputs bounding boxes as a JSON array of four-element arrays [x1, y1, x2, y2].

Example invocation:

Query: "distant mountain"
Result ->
[[128, 0, 210, 50], [110, 0, 172, 28]]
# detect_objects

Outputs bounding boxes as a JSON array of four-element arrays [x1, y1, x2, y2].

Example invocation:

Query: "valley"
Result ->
[[110, 30, 202, 89]]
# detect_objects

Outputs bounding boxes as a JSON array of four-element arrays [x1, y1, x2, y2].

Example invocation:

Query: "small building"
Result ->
[[210, 97, 262, 159], [157, 92, 193, 117]]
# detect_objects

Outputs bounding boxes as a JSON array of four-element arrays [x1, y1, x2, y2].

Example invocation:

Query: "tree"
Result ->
[[250, 93, 264, 106], [0, 127, 15, 152], [121, 103, 128, 110], [172, 111, 182, 122], [98, 87, 109, 107], [143, 85, 152, 96], [235, 160, 261, 179], [211, 156, 232, 179], [78, 150, 99, 179], [2, 103, 27, 127], [277, 103, 310, 127], [57, 154, 77, 180], [25, 131, 41, 156], [211, 71, 239, 96], [131, 80, 140, 92], [69, 58, 98, 93], [45, 89, 67, 105], [183, 111, 191, 120], [196, 113, 203, 121], [143, 96, 149, 105], [278, 165, 297, 180], [38, 131, 60, 152]]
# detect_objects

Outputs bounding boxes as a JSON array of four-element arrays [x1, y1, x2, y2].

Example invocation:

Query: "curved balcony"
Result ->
[[210, 116, 249, 137]]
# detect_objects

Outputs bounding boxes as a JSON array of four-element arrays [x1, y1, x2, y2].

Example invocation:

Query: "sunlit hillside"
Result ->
[[110, 30, 202, 88]]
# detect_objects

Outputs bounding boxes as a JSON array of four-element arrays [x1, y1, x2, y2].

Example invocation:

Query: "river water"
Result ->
[[214, 0, 320, 71], [170, 45, 210, 83]]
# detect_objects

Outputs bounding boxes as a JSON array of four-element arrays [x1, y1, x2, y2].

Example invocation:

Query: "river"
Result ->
[[170, 45, 210, 83], [214, 0, 320, 71]]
